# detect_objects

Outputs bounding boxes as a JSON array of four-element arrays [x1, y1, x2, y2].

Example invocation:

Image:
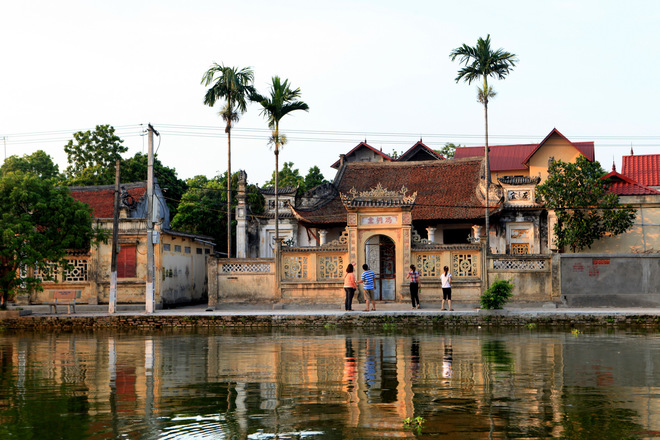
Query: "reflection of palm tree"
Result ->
[[450, 35, 517, 247], [256, 77, 309, 242]]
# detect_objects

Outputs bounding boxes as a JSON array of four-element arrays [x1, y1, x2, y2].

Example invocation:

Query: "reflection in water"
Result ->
[[0, 329, 657, 439]]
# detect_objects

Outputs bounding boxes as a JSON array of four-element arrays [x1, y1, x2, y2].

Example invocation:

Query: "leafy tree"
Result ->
[[436, 142, 461, 159], [536, 155, 636, 252], [121, 152, 188, 219], [263, 161, 304, 189], [256, 76, 309, 241], [171, 172, 264, 255], [0, 172, 104, 308], [303, 165, 327, 191], [450, 35, 517, 242], [1, 150, 62, 180], [388, 149, 402, 159], [64, 125, 127, 185], [201, 63, 258, 258]]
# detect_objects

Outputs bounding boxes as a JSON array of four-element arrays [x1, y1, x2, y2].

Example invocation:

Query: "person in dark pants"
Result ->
[[343, 264, 357, 311], [406, 264, 420, 309]]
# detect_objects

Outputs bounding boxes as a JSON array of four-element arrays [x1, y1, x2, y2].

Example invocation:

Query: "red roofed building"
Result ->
[[455, 128, 594, 183], [622, 153, 660, 190], [30, 181, 215, 309]]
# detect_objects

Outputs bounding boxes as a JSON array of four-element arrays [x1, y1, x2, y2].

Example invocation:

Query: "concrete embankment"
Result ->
[[2, 303, 660, 330]]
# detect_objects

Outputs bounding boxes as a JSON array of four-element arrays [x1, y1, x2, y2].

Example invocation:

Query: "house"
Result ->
[[455, 128, 595, 254], [28, 181, 214, 308], [585, 164, 660, 253]]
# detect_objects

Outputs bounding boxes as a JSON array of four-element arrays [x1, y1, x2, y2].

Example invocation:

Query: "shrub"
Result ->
[[480, 279, 514, 310]]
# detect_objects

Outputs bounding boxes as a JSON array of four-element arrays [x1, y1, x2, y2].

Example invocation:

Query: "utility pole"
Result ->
[[109, 160, 120, 313], [146, 124, 158, 313]]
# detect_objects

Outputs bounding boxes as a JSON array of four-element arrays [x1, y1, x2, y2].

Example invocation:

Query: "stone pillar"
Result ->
[[472, 225, 482, 242], [480, 229, 489, 293], [319, 229, 328, 246], [236, 170, 248, 258], [207, 256, 219, 310], [426, 227, 436, 243], [273, 237, 284, 300]]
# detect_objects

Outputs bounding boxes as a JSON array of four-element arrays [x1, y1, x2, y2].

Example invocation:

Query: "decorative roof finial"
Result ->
[[630, 143, 634, 156], [612, 157, 616, 172]]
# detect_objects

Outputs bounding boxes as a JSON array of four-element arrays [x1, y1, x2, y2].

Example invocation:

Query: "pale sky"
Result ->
[[1, 0, 659, 188]]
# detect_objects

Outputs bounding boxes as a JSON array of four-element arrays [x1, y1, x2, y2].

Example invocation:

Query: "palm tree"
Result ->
[[257, 76, 309, 244], [201, 64, 257, 258], [450, 35, 517, 250]]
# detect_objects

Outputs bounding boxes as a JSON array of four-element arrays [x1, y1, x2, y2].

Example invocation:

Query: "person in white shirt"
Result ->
[[440, 266, 452, 311]]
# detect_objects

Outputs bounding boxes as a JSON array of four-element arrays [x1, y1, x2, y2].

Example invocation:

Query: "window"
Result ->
[[117, 245, 136, 278], [185, 247, 191, 254], [196, 248, 202, 255], [174, 245, 181, 253], [205, 249, 210, 254], [163, 244, 171, 251]]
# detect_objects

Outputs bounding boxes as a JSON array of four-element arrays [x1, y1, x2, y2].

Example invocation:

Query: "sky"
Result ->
[[1, 0, 659, 189]]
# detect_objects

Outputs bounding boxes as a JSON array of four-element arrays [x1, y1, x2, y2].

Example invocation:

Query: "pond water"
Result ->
[[0, 327, 659, 439]]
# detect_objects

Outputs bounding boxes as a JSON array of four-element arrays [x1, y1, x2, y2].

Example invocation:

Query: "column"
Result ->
[[426, 227, 436, 243], [236, 170, 248, 258]]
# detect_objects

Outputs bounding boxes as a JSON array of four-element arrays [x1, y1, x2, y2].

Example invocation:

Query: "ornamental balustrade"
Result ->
[[490, 255, 549, 271], [281, 249, 348, 282], [413, 246, 481, 279]]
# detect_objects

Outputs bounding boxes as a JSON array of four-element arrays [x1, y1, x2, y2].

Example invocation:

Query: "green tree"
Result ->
[[436, 142, 461, 159], [256, 76, 309, 241], [1, 150, 61, 180], [64, 125, 127, 185], [121, 152, 188, 219], [0, 172, 104, 308], [450, 35, 517, 244], [171, 173, 264, 254], [303, 165, 327, 191], [201, 63, 258, 258], [263, 161, 304, 189], [536, 156, 636, 252]]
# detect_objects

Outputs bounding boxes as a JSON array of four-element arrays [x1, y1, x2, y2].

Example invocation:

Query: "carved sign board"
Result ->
[[360, 215, 398, 225]]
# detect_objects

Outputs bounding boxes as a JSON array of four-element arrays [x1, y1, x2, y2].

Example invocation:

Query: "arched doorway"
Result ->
[[365, 235, 396, 300]]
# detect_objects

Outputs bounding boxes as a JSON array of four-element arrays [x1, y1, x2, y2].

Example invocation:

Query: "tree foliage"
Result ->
[[537, 156, 636, 252], [1, 150, 62, 180], [0, 172, 105, 307], [171, 172, 264, 256], [303, 166, 328, 191], [263, 161, 304, 189], [436, 142, 460, 159], [64, 125, 127, 186], [121, 152, 188, 218]]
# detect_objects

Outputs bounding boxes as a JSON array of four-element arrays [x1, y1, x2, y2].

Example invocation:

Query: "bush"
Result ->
[[480, 279, 514, 309]]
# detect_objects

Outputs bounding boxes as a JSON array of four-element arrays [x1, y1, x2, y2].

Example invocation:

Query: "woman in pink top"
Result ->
[[343, 264, 357, 311]]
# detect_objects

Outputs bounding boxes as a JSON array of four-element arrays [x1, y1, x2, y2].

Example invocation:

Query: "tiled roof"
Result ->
[[622, 154, 660, 187], [292, 158, 488, 225], [69, 182, 147, 218], [602, 170, 660, 196], [397, 141, 445, 161], [259, 186, 298, 195], [330, 142, 393, 169], [454, 128, 594, 171]]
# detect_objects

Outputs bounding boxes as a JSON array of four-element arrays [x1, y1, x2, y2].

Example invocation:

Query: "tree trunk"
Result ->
[[226, 123, 232, 259], [483, 78, 490, 257], [274, 140, 279, 245]]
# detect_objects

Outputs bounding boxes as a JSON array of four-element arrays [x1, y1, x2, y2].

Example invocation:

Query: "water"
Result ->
[[0, 327, 659, 439]]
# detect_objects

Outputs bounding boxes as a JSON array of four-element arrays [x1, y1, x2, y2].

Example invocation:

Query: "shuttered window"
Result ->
[[117, 245, 137, 278]]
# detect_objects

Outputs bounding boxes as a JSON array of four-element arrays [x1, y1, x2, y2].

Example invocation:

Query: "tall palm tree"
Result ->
[[450, 35, 517, 251], [257, 76, 309, 244], [201, 64, 257, 258]]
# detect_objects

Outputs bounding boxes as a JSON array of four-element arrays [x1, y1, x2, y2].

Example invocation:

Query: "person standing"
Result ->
[[357, 264, 376, 311], [343, 264, 357, 311], [406, 264, 420, 309], [440, 265, 452, 311]]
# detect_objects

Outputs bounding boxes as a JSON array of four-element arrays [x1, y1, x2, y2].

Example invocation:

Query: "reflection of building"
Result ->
[[27, 181, 214, 307]]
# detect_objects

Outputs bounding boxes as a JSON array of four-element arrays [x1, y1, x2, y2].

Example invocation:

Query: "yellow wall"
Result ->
[[527, 133, 585, 182]]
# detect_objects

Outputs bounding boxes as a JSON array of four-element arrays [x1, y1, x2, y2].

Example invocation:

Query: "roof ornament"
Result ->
[[612, 157, 616, 172], [340, 183, 417, 208], [630, 143, 634, 156]]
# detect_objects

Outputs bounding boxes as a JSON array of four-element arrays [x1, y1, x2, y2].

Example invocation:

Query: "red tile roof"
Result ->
[[453, 129, 594, 172], [622, 154, 660, 187], [330, 142, 393, 169], [69, 182, 147, 218], [602, 170, 660, 196], [293, 158, 489, 225]]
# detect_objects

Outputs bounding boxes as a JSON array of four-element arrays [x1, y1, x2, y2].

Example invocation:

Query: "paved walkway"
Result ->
[[12, 302, 660, 318]]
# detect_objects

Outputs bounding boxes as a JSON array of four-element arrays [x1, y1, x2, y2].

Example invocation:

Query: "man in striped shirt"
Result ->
[[358, 264, 376, 311]]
